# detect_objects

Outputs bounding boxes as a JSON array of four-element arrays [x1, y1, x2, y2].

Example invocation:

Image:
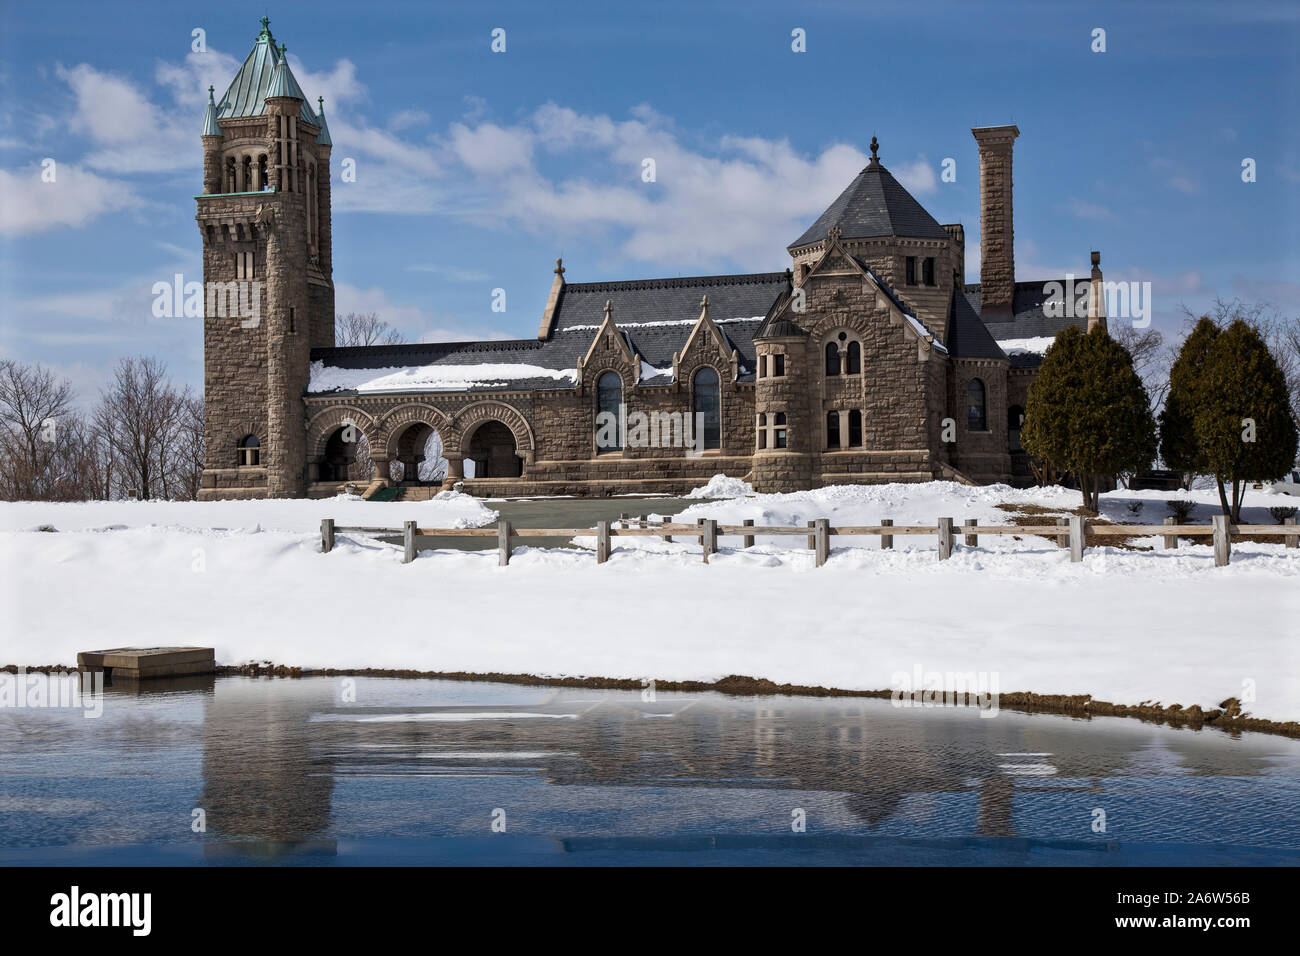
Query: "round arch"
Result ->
[[451, 400, 534, 461]]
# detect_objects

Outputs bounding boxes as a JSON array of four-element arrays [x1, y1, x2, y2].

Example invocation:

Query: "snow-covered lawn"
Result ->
[[1, 482, 1296, 723]]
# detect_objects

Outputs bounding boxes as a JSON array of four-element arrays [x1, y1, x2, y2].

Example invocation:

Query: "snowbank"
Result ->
[[0, 491, 497, 534], [685, 474, 755, 498], [1, 482, 1295, 723]]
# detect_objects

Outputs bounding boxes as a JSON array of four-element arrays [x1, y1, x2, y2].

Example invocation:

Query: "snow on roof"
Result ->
[[308, 360, 576, 394], [904, 314, 949, 354], [995, 336, 1056, 356]]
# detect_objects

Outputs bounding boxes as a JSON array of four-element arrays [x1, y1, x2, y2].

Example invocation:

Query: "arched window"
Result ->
[[1008, 404, 1025, 452], [825, 342, 840, 376], [846, 341, 861, 375], [258, 154, 268, 191], [849, 409, 862, 447], [826, 410, 840, 449], [238, 434, 260, 467], [693, 367, 720, 450], [967, 378, 987, 431], [596, 371, 623, 451]]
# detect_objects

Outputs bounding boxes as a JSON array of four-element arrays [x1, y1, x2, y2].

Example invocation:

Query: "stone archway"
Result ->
[[465, 420, 521, 478], [305, 406, 379, 485], [377, 404, 451, 484]]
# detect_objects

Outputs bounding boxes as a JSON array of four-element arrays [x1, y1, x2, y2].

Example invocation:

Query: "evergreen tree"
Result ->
[[1021, 325, 1157, 512], [1159, 317, 1219, 480], [1196, 319, 1299, 521]]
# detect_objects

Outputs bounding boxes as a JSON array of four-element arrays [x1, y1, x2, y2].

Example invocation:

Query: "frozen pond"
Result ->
[[1, 676, 1298, 865]]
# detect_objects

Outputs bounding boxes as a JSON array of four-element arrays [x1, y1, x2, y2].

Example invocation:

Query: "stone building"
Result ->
[[197, 20, 1100, 500]]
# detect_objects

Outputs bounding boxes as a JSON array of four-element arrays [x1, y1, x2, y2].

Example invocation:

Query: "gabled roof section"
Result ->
[[581, 300, 638, 371], [755, 272, 808, 339], [216, 18, 318, 126], [679, 295, 734, 362], [789, 138, 949, 249]]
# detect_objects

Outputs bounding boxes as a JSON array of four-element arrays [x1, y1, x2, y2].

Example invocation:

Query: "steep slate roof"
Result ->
[[216, 19, 319, 126], [946, 289, 1007, 360], [549, 272, 787, 332], [755, 275, 809, 339], [964, 280, 1089, 340], [789, 153, 950, 249]]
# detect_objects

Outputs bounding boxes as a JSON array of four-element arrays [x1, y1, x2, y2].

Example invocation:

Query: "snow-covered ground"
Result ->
[[1, 482, 1296, 723]]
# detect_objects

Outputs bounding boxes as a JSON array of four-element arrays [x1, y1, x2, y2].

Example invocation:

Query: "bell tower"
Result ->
[[196, 18, 334, 499]]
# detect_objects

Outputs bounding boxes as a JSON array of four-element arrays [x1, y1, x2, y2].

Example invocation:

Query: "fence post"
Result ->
[[702, 519, 717, 564], [321, 518, 334, 553], [1068, 515, 1085, 562], [807, 520, 816, 550], [880, 518, 893, 550], [498, 519, 512, 567], [1285, 516, 1298, 550], [963, 518, 978, 547], [1055, 517, 1069, 548], [1162, 516, 1177, 550], [403, 520, 417, 564], [814, 518, 829, 567], [742, 518, 755, 549], [662, 516, 672, 544], [937, 517, 953, 561], [1212, 514, 1230, 567], [596, 520, 611, 564]]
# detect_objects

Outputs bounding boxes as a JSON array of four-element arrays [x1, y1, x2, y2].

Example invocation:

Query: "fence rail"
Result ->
[[320, 513, 1298, 569]]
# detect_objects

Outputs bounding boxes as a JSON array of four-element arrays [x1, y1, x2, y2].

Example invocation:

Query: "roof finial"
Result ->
[[700, 294, 709, 309], [317, 96, 325, 114], [279, 42, 287, 56], [604, 298, 613, 320], [555, 257, 565, 276], [258, 15, 271, 38], [208, 85, 215, 102], [869, 135, 880, 165]]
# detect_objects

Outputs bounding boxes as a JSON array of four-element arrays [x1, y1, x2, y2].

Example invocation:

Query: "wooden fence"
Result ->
[[320, 514, 1298, 569]]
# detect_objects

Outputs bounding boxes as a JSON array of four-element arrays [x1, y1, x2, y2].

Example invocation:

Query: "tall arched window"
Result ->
[[826, 410, 840, 449], [238, 434, 260, 467], [596, 371, 623, 451], [846, 341, 861, 375], [825, 342, 840, 376], [693, 367, 721, 450], [258, 154, 268, 190], [1008, 404, 1025, 451], [849, 409, 863, 447], [967, 378, 987, 431]]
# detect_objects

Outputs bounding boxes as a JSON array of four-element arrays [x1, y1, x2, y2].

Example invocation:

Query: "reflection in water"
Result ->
[[1, 676, 1298, 864]]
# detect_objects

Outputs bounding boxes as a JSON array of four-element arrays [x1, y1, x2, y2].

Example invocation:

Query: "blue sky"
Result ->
[[1, 0, 1297, 400]]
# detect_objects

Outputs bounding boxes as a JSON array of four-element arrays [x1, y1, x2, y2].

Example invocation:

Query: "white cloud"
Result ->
[[892, 156, 938, 195], [0, 163, 139, 236]]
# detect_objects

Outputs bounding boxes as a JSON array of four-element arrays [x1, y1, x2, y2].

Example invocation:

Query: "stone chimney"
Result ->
[[1088, 250, 1107, 334], [971, 125, 1019, 319]]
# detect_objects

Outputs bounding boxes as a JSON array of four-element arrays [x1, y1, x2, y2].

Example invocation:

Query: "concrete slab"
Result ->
[[77, 646, 215, 680]]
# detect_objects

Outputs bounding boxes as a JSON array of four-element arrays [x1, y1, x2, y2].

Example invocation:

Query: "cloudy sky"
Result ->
[[1, 0, 1297, 400]]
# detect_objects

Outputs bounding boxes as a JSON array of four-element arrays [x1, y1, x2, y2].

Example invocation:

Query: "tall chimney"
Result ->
[[971, 125, 1019, 319]]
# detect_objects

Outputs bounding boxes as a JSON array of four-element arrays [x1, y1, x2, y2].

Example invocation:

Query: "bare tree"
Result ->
[[336, 312, 405, 347], [0, 360, 78, 500], [1112, 324, 1168, 410], [94, 357, 188, 500]]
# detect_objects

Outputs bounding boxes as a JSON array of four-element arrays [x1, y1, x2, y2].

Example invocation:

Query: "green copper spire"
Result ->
[[258, 15, 272, 40], [201, 84, 220, 136], [315, 96, 332, 146]]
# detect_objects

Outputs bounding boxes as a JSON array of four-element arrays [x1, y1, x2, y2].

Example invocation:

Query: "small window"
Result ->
[[827, 411, 840, 449], [905, 256, 917, 286], [773, 353, 785, 377], [967, 378, 987, 432], [825, 342, 840, 376], [775, 412, 787, 449], [238, 434, 261, 467], [1008, 404, 1024, 452], [846, 341, 861, 375], [757, 414, 767, 449], [922, 257, 935, 286], [758, 355, 767, 378], [849, 410, 862, 447]]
